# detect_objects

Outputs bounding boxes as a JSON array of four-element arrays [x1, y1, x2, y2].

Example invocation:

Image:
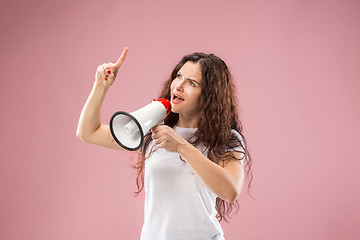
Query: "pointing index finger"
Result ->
[[115, 47, 128, 69]]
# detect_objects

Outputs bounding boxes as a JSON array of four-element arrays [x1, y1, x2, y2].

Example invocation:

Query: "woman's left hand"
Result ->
[[151, 125, 188, 153]]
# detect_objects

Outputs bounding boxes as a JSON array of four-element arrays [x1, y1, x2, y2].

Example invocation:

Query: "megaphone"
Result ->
[[109, 98, 172, 151]]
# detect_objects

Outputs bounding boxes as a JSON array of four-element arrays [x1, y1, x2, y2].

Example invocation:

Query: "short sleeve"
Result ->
[[227, 129, 247, 165]]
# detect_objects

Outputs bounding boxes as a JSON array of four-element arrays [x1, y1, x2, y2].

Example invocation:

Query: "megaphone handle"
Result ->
[[156, 120, 164, 125]]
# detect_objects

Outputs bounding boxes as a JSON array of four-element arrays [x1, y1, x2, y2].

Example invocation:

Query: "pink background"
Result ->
[[1, 0, 359, 239]]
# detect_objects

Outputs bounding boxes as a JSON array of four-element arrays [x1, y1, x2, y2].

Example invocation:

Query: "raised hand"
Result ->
[[95, 47, 128, 87]]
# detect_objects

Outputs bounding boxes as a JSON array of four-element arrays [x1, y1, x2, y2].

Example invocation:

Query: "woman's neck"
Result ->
[[176, 113, 200, 128]]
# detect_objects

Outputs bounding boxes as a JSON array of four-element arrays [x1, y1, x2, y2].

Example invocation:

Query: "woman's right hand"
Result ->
[[95, 47, 128, 88]]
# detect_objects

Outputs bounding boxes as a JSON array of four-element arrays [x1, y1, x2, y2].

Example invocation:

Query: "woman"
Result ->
[[76, 47, 253, 240]]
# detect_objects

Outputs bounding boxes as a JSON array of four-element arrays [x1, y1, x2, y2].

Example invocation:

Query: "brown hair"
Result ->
[[133, 52, 253, 222]]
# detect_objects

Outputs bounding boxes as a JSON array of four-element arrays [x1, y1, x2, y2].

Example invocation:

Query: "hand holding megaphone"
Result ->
[[95, 47, 128, 87]]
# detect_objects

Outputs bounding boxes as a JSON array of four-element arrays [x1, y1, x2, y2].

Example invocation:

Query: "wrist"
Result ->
[[93, 81, 110, 92], [177, 141, 194, 157]]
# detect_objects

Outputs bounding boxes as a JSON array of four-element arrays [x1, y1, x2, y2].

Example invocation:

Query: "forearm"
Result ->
[[76, 82, 109, 139], [178, 142, 240, 202]]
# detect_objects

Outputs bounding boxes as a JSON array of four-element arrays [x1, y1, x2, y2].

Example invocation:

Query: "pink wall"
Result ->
[[1, 0, 359, 239]]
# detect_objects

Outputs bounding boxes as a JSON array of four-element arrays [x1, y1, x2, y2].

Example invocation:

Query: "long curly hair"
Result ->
[[133, 52, 253, 222]]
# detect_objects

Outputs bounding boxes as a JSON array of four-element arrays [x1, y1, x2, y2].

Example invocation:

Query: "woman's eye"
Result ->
[[176, 73, 182, 79], [189, 81, 196, 87]]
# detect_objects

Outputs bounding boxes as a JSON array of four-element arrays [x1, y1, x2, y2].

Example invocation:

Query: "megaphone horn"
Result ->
[[109, 98, 172, 151]]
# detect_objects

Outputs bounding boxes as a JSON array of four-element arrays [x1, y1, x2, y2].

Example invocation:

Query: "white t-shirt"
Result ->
[[140, 125, 244, 240]]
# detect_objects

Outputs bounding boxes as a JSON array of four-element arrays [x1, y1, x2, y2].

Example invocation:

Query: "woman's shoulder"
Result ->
[[230, 129, 243, 140], [228, 129, 245, 152]]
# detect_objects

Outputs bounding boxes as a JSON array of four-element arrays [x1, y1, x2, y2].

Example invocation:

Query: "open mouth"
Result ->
[[173, 94, 184, 100], [172, 93, 184, 103]]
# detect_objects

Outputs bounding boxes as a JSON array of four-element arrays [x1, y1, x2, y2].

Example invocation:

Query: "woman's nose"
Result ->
[[175, 80, 185, 91]]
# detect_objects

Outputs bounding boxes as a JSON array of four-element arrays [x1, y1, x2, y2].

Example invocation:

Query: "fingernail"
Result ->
[[105, 77, 107, 80], [107, 70, 111, 74]]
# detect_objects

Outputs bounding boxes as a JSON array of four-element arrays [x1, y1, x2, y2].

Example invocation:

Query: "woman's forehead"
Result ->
[[179, 61, 202, 82]]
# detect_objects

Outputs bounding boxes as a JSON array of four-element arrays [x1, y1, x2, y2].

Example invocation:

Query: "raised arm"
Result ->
[[76, 47, 129, 151]]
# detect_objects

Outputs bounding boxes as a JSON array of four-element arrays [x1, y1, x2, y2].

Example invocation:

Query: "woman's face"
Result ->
[[170, 61, 202, 115]]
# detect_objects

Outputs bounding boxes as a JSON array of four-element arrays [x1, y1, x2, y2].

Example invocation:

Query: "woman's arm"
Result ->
[[76, 47, 129, 151], [76, 83, 125, 150], [178, 143, 244, 203], [150, 125, 245, 202]]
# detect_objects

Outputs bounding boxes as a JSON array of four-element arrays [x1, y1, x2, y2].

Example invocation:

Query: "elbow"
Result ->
[[76, 128, 81, 139], [225, 174, 244, 203], [223, 185, 242, 203], [226, 190, 241, 203], [76, 129, 86, 141], [76, 133, 82, 140]]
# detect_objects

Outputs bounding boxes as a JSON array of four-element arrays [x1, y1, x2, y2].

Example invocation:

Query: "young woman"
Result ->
[[76, 47, 253, 240]]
